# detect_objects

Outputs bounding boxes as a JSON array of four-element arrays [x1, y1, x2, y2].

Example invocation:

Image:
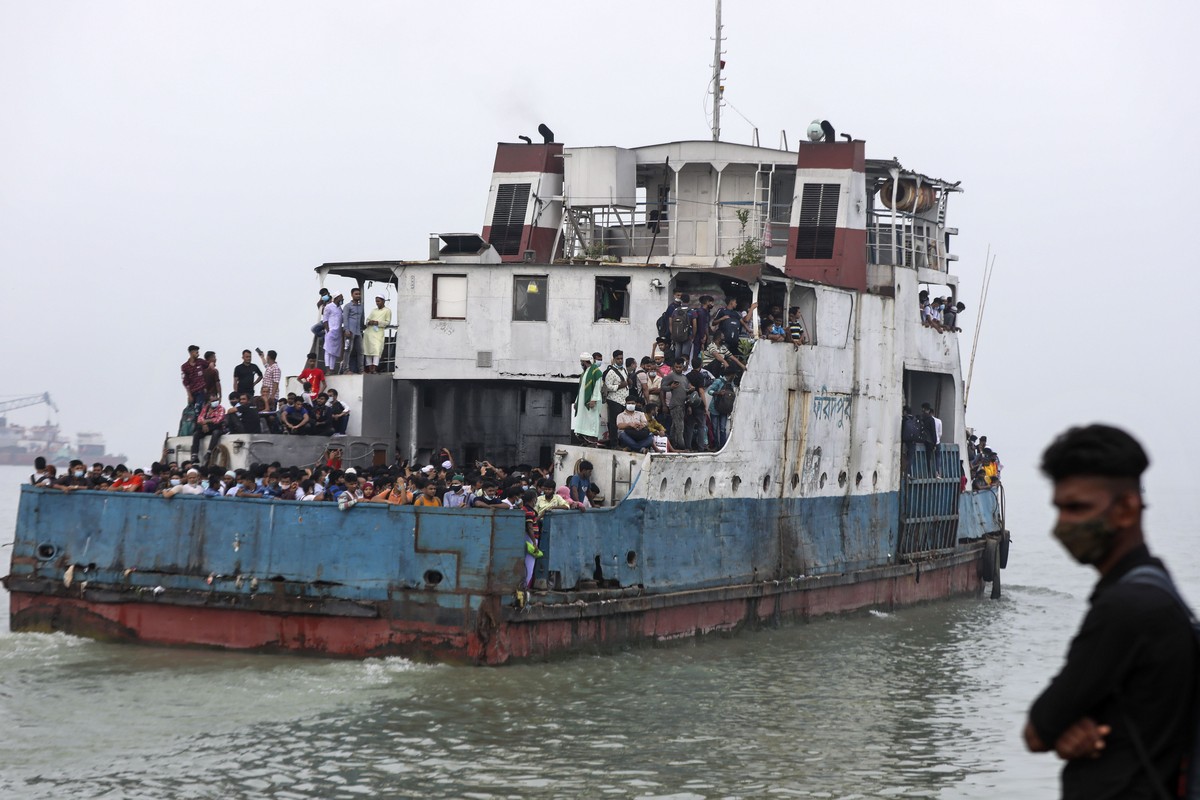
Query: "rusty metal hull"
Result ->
[[6, 544, 984, 665]]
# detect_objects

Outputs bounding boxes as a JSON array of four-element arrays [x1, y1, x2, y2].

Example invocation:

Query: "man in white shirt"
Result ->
[[601, 349, 629, 446], [615, 397, 653, 452]]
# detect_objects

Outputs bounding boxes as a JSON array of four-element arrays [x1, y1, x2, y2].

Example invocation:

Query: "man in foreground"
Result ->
[[1025, 424, 1195, 799]]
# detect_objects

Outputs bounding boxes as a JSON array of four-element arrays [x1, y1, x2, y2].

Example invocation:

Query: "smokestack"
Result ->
[[538, 123, 554, 144]]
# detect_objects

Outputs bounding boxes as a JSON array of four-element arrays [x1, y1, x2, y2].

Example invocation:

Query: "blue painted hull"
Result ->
[[4, 485, 1003, 663]]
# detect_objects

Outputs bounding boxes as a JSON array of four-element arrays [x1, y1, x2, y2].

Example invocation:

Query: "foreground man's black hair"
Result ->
[[1040, 424, 1149, 481]]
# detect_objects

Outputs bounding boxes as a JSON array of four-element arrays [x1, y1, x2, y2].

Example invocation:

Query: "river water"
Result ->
[[2, 463, 1196, 798]]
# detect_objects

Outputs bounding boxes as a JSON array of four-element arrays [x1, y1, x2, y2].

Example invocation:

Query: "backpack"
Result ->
[[713, 386, 735, 416], [629, 371, 645, 405], [656, 305, 675, 340], [715, 308, 741, 343], [901, 414, 922, 443], [669, 307, 693, 344], [178, 405, 196, 437], [685, 386, 704, 409], [1119, 565, 1200, 799]]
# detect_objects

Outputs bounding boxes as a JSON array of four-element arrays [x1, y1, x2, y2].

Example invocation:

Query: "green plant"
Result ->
[[727, 209, 764, 266], [583, 239, 607, 259]]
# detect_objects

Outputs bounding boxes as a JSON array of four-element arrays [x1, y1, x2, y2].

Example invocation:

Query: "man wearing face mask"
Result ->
[[1024, 424, 1196, 799], [615, 396, 653, 453], [192, 391, 227, 466]]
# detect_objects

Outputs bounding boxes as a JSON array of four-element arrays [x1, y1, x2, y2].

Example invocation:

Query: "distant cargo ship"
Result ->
[[0, 394, 126, 467]]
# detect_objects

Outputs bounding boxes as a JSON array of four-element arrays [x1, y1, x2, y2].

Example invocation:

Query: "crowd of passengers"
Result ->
[[571, 291, 809, 454], [30, 451, 607, 590], [29, 449, 606, 510], [919, 290, 967, 333]]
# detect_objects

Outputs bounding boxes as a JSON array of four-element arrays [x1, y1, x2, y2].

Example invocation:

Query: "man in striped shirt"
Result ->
[[258, 349, 281, 410]]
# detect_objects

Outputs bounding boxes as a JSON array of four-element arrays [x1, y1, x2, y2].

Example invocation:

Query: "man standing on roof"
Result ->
[[363, 295, 391, 374], [342, 287, 365, 374], [571, 353, 602, 444], [322, 293, 343, 372], [1024, 424, 1195, 799], [181, 345, 207, 409]]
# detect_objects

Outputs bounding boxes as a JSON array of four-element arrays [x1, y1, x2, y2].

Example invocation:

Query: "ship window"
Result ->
[[432, 274, 467, 319], [594, 276, 630, 322], [489, 182, 531, 256], [551, 391, 564, 417], [513, 275, 548, 322], [795, 183, 840, 260]]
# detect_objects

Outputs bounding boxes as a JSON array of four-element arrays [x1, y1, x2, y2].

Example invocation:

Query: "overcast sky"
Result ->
[[3, 0, 1198, 484]]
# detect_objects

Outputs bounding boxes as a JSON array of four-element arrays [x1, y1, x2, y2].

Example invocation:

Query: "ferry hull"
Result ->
[[7, 546, 983, 664]]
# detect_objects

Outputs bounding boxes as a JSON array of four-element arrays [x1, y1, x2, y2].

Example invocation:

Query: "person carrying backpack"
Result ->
[[1025, 425, 1197, 800]]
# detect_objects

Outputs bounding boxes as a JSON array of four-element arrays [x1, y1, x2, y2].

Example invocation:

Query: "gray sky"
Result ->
[[3, 0, 1198, 474]]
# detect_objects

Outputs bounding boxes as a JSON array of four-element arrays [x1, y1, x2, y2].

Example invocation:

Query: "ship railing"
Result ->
[[898, 444, 961, 557], [866, 215, 947, 272]]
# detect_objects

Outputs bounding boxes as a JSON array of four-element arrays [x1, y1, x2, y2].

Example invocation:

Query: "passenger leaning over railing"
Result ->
[[535, 479, 572, 517], [788, 307, 809, 346], [701, 330, 746, 382], [942, 300, 965, 333], [412, 478, 442, 507], [760, 306, 787, 342]]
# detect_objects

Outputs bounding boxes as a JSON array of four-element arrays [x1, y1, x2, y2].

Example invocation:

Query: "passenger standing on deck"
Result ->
[[342, 288, 364, 374], [918, 403, 939, 476], [322, 293, 343, 372], [363, 295, 391, 373], [660, 357, 690, 451], [181, 345, 207, 409], [601, 349, 628, 446], [258, 349, 281, 410], [202, 351, 222, 402], [298, 353, 325, 397], [1024, 425, 1196, 799], [233, 350, 262, 397], [571, 353, 602, 444]]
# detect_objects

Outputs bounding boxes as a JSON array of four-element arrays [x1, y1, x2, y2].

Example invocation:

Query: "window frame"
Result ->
[[512, 275, 549, 322], [431, 274, 468, 320]]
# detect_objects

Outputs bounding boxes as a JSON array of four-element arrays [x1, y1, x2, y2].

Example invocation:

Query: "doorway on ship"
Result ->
[[898, 369, 960, 558]]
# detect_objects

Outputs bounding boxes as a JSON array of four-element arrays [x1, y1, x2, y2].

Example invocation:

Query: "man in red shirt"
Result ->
[[181, 345, 207, 408], [192, 391, 227, 466], [298, 352, 325, 397]]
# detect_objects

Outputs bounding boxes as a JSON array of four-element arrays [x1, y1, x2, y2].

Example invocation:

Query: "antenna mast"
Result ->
[[711, 0, 723, 142]]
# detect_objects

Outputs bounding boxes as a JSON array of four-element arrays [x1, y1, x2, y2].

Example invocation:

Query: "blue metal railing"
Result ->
[[899, 443, 961, 556]]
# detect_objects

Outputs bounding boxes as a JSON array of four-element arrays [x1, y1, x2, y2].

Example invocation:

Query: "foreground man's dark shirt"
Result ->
[[1029, 544, 1195, 799]]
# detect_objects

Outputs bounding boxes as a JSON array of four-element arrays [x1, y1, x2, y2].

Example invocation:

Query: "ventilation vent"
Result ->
[[795, 182, 840, 259], [488, 183, 531, 256], [476, 351, 493, 368]]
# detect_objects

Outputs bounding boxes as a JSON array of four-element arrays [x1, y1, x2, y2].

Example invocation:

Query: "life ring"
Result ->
[[980, 538, 998, 582]]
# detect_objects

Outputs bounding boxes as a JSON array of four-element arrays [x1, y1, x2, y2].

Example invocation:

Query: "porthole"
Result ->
[[660, 477, 668, 494], [684, 477, 692, 495], [872, 471, 879, 487], [732, 475, 742, 493], [790, 473, 799, 490], [708, 476, 716, 495], [424, 570, 443, 586], [838, 471, 847, 488], [855, 472, 863, 487], [819, 472, 827, 489], [762, 474, 771, 493], [626, 551, 638, 567], [35, 543, 57, 561]]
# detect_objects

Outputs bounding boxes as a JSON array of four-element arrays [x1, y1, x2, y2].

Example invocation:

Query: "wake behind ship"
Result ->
[[4, 122, 1009, 664]]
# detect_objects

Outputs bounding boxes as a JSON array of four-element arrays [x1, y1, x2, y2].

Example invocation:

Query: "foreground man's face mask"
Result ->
[[1052, 508, 1118, 565]]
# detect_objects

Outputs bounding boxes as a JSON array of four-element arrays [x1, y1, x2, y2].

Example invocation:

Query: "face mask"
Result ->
[[73, 470, 84, 478], [1053, 516, 1118, 564], [201, 480, 209, 489], [626, 404, 636, 412], [211, 401, 220, 407]]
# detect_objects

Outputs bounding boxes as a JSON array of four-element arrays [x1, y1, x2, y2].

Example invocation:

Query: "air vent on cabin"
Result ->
[[476, 351, 494, 368], [795, 182, 840, 260], [488, 183, 531, 256]]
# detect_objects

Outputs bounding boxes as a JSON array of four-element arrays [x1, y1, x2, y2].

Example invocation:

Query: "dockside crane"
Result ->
[[0, 392, 59, 418]]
